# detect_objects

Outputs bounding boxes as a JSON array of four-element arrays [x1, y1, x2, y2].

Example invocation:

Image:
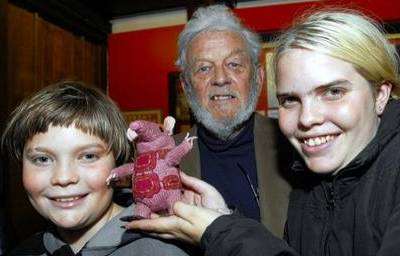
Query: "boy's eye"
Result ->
[[80, 153, 99, 163]]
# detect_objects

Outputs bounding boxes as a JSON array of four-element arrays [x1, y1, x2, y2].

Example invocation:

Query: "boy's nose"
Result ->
[[50, 163, 79, 186]]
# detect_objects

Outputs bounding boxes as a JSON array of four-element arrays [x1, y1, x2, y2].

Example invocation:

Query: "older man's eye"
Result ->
[[228, 62, 241, 68], [196, 66, 211, 73]]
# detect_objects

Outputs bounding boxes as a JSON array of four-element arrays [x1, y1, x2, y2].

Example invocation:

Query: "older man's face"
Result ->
[[186, 30, 254, 123]]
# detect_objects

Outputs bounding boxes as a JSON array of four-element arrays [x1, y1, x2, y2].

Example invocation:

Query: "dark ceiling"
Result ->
[[79, 0, 253, 19], [11, 0, 400, 43], [11, 0, 253, 43]]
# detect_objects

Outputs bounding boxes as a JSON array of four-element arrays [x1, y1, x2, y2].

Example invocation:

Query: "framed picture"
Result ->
[[388, 33, 400, 56], [168, 71, 194, 133], [263, 42, 279, 119], [123, 109, 162, 124]]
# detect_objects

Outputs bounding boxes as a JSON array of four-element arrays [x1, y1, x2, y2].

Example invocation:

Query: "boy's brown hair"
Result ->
[[1, 81, 131, 166]]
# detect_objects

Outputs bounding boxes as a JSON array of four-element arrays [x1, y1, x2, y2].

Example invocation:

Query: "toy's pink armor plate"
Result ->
[[133, 150, 181, 199]]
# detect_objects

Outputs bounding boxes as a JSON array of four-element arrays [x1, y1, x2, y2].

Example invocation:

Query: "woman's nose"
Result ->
[[298, 99, 324, 129]]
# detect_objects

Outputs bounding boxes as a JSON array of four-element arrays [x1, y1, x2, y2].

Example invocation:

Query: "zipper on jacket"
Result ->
[[322, 180, 335, 210], [322, 180, 335, 255]]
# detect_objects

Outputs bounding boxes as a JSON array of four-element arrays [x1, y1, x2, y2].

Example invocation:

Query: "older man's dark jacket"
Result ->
[[174, 113, 293, 238]]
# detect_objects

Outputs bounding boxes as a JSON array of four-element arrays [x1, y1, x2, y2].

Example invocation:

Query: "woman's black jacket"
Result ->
[[201, 100, 400, 256]]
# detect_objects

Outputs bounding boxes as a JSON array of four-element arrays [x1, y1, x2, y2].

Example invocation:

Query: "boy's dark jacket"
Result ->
[[9, 205, 190, 256], [201, 100, 400, 256]]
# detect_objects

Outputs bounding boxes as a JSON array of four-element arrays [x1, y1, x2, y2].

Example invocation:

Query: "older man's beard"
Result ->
[[184, 73, 261, 140]]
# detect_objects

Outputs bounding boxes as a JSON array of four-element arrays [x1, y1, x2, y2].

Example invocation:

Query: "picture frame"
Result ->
[[263, 42, 279, 119], [123, 109, 163, 124], [388, 33, 400, 55], [168, 71, 194, 133]]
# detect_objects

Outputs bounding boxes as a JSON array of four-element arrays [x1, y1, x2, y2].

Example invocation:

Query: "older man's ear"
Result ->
[[256, 65, 265, 93], [180, 79, 187, 95]]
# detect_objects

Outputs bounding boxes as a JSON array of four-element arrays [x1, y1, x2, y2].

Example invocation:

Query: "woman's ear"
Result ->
[[375, 81, 392, 115]]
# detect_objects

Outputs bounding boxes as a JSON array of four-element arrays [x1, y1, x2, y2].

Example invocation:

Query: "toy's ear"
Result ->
[[126, 128, 138, 142], [163, 116, 176, 135]]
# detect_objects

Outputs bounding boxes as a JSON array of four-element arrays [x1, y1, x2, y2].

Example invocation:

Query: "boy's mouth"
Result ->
[[49, 194, 88, 207], [53, 196, 84, 202]]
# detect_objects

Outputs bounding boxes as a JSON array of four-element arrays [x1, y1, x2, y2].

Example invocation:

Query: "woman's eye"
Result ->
[[323, 87, 346, 100], [278, 96, 299, 108]]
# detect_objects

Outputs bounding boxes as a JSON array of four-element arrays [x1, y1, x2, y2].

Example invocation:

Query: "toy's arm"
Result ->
[[166, 133, 196, 166], [106, 163, 135, 186]]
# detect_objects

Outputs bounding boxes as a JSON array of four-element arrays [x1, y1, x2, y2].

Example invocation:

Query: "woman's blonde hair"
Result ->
[[271, 9, 400, 96]]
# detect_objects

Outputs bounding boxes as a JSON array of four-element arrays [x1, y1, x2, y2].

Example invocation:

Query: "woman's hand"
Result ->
[[179, 172, 229, 212], [124, 172, 231, 244], [126, 202, 222, 244]]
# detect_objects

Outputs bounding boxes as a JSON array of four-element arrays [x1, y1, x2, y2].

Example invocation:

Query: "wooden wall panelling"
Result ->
[[0, 0, 8, 130], [4, 2, 108, 246], [0, 0, 9, 252], [7, 3, 36, 110], [6, 3, 48, 245]]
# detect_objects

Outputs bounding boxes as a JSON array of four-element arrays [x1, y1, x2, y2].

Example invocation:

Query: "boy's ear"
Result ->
[[375, 81, 392, 115]]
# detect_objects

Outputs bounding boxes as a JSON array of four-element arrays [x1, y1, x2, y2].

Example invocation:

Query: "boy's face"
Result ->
[[22, 125, 116, 230]]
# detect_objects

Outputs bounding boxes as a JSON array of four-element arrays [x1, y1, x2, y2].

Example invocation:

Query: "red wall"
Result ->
[[108, 25, 183, 113], [108, 0, 400, 116]]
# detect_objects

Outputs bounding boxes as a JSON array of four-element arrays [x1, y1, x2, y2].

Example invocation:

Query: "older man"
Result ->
[[174, 5, 292, 237]]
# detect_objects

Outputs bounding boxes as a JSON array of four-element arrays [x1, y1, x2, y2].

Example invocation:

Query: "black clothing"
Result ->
[[198, 115, 260, 221], [202, 100, 400, 256]]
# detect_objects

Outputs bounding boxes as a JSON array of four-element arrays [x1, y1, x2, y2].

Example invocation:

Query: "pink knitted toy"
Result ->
[[106, 116, 195, 219]]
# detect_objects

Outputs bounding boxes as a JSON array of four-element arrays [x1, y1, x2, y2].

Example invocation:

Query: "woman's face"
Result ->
[[276, 49, 389, 174]]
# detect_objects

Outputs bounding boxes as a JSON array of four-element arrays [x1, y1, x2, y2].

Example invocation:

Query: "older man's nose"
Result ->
[[212, 66, 231, 86]]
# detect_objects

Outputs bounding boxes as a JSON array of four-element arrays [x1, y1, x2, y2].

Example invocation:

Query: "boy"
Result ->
[[1, 81, 190, 255]]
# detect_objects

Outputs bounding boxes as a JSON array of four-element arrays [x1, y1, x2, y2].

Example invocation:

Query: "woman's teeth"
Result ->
[[303, 135, 336, 146]]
